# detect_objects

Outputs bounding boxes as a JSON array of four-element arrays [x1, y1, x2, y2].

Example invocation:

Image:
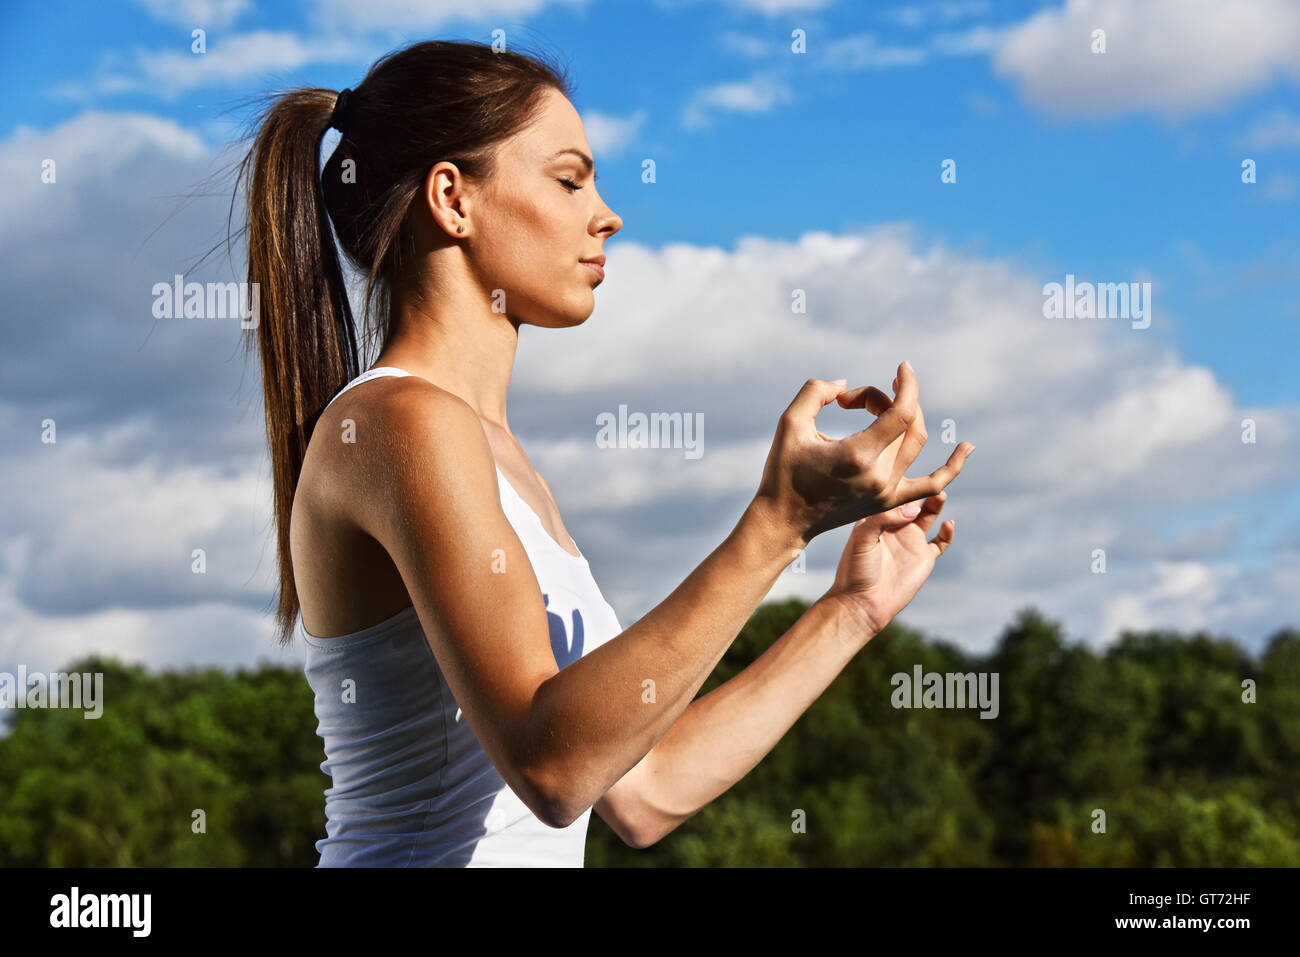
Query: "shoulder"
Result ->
[[318, 374, 487, 462], [310, 375, 497, 526]]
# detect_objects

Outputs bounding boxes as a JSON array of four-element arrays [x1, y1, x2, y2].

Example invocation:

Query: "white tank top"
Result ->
[[299, 367, 623, 866]]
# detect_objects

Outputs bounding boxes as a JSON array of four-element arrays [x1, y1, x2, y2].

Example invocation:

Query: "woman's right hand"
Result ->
[[754, 361, 973, 545]]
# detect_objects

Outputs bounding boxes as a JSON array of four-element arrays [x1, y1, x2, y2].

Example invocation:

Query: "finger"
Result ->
[[836, 384, 905, 473], [861, 498, 924, 531], [911, 490, 946, 535], [890, 441, 974, 506], [891, 392, 928, 487], [929, 519, 955, 558], [782, 378, 849, 427], [843, 361, 919, 460], [836, 385, 892, 413], [851, 514, 886, 546], [838, 389, 897, 457], [869, 363, 926, 487]]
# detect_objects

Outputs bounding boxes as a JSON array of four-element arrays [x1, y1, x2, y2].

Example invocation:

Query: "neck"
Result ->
[[376, 288, 519, 431]]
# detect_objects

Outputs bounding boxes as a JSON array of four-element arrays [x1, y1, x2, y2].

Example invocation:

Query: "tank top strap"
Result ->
[[323, 366, 413, 412]]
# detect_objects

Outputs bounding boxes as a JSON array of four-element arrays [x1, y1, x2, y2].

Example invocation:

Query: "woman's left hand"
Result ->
[[818, 490, 957, 638]]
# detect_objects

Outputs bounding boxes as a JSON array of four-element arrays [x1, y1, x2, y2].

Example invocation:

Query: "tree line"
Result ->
[[1, 603, 1295, 866]]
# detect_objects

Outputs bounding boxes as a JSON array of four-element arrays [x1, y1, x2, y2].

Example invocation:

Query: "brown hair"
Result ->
[[230, 39, 572, 645]]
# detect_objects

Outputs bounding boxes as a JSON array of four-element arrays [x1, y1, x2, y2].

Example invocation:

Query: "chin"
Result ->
[[559, 289, 598, 324], [518, 300, 594, 329]]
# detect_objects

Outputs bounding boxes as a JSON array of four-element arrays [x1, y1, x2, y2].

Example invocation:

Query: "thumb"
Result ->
[[861, 499, 922, 531], [782, 378, 848, 425]]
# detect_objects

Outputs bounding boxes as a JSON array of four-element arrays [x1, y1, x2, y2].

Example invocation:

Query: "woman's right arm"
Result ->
[[350, 365, 968, 829]]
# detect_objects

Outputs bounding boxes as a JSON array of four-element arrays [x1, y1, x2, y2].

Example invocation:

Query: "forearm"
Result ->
[[631, 597, 877, 845], [527, 497, 801, 826]]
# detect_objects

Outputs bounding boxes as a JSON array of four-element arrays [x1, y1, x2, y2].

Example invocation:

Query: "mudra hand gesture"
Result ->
[[754, 361, 974, 637]]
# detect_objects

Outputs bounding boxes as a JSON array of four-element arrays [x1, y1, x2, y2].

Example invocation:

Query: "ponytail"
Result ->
[[235, 88, 360, 645], [232, 40, 572, 645]]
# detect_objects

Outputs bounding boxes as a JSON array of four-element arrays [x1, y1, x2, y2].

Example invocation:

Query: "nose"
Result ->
[[592, 199, 622, 238]]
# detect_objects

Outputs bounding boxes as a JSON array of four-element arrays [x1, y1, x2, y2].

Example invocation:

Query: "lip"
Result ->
[[580, 259, 605, 280]]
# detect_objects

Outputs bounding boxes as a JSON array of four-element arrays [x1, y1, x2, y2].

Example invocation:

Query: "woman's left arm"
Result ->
[[594, 594, 874, 848], [597, 487, 961, 849]]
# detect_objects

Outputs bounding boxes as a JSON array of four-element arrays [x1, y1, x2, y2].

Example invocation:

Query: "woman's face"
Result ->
[[455, 86, 622, 329]]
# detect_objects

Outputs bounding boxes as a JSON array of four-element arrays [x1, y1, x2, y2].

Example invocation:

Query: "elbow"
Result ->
[[531, 773, 668, 846], [542, 783, 595, 832], [628, 814, 671, 849], [624, 827, 657, 850], [533, 784, 581, 830], [518, 758, 585, 830], [515, 684, 591, 830], [546, 804, 585, 831], [535, 792, 587, 832]]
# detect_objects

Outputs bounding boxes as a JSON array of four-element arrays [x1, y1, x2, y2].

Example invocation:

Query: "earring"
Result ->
[[457, 225, 465, 234]]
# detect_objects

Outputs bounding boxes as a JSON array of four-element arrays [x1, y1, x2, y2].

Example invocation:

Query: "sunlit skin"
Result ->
[[371, 84, 961, 631], [819, 372, 965, 635], [376, 86, 620, 430], [366, 86, 621, 555], [290, 83, 974, 847]]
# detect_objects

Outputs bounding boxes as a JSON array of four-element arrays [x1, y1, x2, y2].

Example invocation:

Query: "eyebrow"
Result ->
[[548, 148, 599, 181]]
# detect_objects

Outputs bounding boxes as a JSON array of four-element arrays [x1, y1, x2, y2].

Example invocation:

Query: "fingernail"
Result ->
[[831, 378, 846, 387], [901, 502, 921, 518], [902, 360, 913, 373]]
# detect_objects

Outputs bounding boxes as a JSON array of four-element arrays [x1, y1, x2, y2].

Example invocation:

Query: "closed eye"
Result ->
[[558, 177, 583, 192]]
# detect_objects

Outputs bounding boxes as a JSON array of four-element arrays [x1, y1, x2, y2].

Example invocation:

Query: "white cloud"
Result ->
[[310, 0, 590, 30], [580, 108, 647, 156], [65, 0, 590, 103], [131, 0, 252, 29], [1258, 173, 1298, 202], [722, 0, 836, 14], [812, 24, 1007, 73], [2, 108, 1297, 681], [1240, 109, 1300, 151], [720, 32, 779, 58], [681, 73, 794, 129], [512, 224, 1300, 649], [0, 411, 278, 623], [1095, 557, 1300, 648], [994, 0, 1300, 118], [51, 31, 373, 102], [884, 1, 991, 29], [148, 31, 366, 96], [931, 24, 1005, 55], [0, 108, 281, 674], [820, 34, 928, 70]]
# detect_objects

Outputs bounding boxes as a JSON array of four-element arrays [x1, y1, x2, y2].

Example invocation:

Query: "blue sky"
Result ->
[[6, 0, 1295, 402], [1, 0, 1298, 676]]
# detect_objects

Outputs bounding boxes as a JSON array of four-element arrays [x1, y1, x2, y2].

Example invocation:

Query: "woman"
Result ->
[[235, 39, 972, 866]]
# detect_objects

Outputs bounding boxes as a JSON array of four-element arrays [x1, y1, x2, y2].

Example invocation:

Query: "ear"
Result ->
[[422, 160, 471, 239]]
